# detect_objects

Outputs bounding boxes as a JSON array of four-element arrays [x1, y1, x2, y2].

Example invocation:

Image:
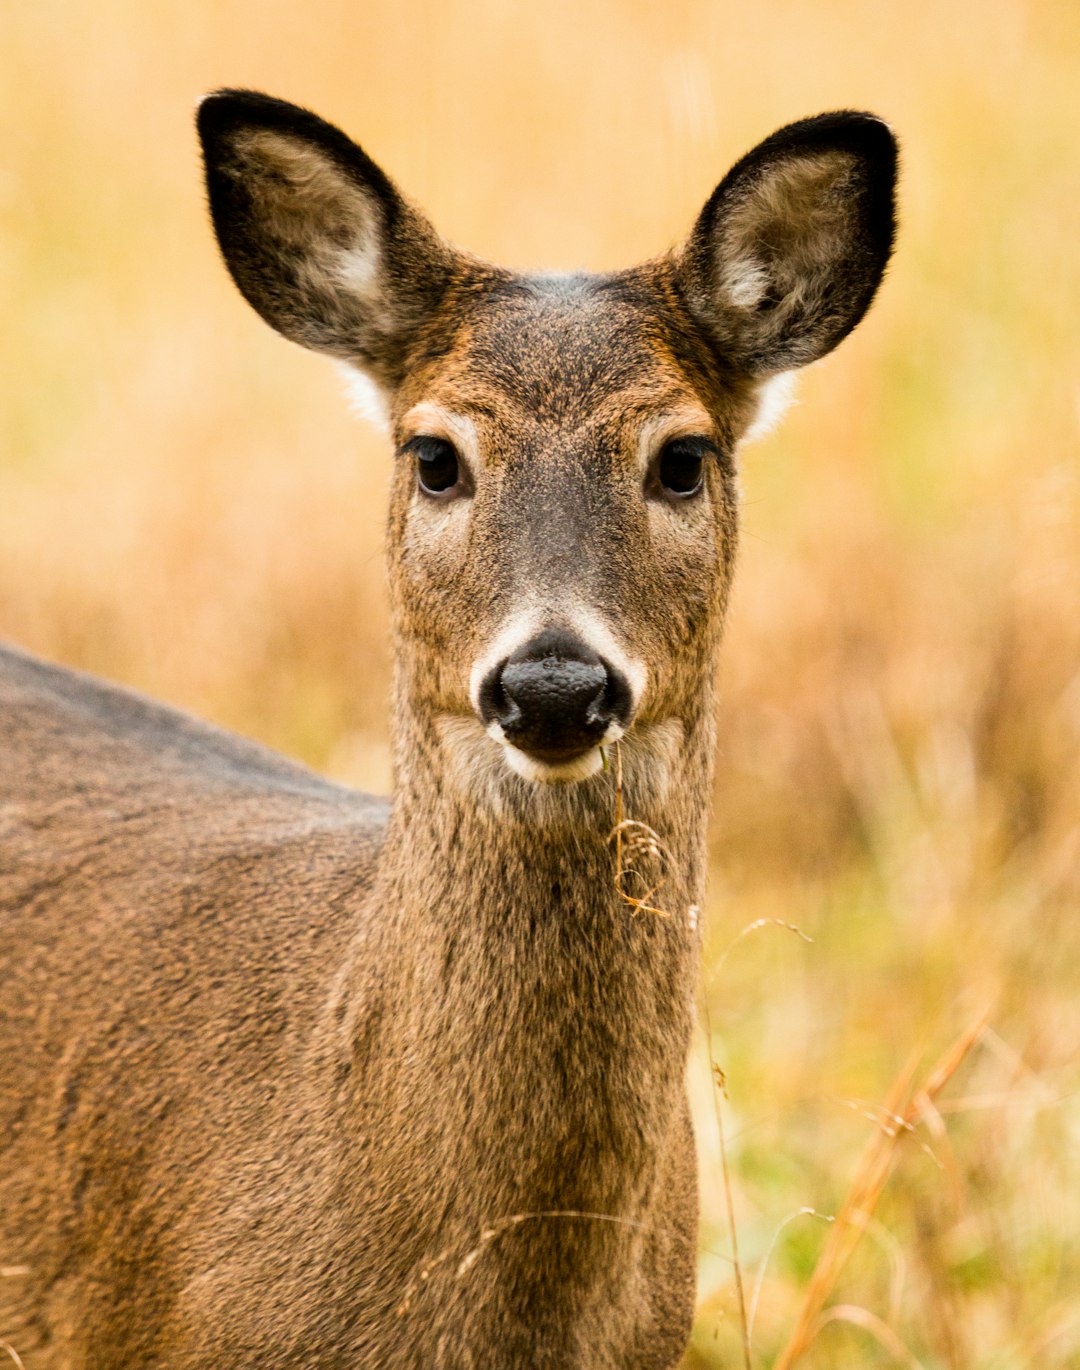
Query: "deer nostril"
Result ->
[[500, 657, 609, 727], [487, 671, 522, 732]]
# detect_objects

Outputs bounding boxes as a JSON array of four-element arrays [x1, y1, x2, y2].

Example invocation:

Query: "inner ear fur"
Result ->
[[198, 90, 459, 389], [675, 111, 898, 377]]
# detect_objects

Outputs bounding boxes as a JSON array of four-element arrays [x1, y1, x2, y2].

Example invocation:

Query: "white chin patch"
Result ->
[[484, 720, 608, 784], [501, 743, 605, 785]]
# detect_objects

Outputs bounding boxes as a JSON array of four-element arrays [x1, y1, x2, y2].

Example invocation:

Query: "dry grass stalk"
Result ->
[[0, 1340, 26, 1370], [701, 915, 817, 1363], [749, 1209, 834, 1344], [709, 918, 814, 984], [701, 913, 817, 1364], [708, 1055, 753, 1370], [607, 741, 669, 918], [810, 1304, 928, 1368], [771, 1007, 991, 1370], [826, 1095, 944, 1171]]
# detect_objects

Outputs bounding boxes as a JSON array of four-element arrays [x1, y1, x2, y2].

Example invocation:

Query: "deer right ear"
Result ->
[[674, 112, 898, 378], [197, 90, 457, 392]]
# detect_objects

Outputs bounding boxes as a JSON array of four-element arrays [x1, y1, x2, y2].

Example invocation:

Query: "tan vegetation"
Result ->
[[2, 1, 1078, 1364]]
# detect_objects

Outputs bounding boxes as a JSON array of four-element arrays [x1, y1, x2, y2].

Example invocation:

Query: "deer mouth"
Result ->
[[484, 722, 621, 785]]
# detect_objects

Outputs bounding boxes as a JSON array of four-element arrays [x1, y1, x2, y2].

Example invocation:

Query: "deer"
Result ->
[[0, 90, 896, 1368]]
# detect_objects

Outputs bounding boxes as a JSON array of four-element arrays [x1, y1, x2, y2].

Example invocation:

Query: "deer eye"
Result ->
[[654, 436, 713, 500], [406, 436, 462, 497]]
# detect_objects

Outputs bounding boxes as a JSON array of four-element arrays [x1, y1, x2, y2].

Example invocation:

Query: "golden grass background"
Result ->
[[3, 1, 1079, 1363]]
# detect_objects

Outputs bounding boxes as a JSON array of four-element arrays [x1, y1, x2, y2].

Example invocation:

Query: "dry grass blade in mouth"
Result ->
[[606, 740, 670, 918]]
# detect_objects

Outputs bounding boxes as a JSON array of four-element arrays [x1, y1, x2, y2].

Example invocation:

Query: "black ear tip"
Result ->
[[835, 110, 899, 167], [195, 89, 335, 156], [197, 89, 268, 153], [774, 109, 899, 173], [704, 109, 899, 244], [198, 88, 264, 130], [193, 89, 393, 207]]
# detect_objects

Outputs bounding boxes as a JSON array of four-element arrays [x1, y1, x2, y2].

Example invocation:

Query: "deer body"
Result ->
[[0, 644, 695, 1367], [0, 94, 896, 1367]]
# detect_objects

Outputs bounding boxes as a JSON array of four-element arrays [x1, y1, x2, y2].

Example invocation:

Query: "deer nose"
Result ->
[[477, 628, 633, 763]]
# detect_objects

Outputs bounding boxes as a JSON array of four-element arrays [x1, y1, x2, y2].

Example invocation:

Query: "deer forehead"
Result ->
[[395, 274, 721, 461]]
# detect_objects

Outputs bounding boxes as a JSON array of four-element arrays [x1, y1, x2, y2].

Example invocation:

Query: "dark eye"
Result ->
[[655, 436, 712, 499], [406, 436, 461, 497]]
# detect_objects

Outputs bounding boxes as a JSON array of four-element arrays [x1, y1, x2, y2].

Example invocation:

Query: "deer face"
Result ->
[[384, 273, 743, 786], [199, 93, 895, 794]]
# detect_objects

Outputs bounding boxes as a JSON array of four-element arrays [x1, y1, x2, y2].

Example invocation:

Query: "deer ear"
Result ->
[[675, 112, 898, 377], [197, 90, 457, 391]]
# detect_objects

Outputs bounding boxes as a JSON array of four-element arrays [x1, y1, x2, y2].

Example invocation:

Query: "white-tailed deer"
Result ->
[[0, 92, 896, 1368]]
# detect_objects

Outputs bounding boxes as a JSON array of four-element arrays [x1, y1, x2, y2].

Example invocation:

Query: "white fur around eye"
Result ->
[[399, 403, 483, 476], [635, 406, 716, 479]]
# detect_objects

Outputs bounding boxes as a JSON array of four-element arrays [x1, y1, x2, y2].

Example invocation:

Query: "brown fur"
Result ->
[[0, 93, 896, 1367]]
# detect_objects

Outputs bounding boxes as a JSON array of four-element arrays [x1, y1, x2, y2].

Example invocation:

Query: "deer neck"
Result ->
[[360, 689, 716, 1110], [323, 682, 715, 1300]]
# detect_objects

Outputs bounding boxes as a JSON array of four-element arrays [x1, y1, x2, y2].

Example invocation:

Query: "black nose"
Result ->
[[477, 628, 633, 763]]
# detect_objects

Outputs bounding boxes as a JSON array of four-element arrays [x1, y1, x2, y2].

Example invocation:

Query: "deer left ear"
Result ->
[[675, 112, 898, 377], [197, 89, 461, 392]]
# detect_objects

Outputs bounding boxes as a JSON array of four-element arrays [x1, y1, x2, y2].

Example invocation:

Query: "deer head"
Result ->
[[198, 93, 896, 814]]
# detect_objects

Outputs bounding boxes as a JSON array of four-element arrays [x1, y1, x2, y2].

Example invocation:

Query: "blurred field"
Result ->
[[3, 0, 1079, 1364]]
